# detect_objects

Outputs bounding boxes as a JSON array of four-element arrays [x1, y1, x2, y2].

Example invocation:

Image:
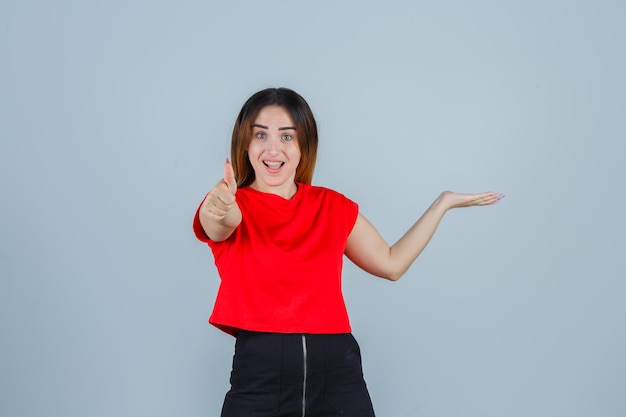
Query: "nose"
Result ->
[[266, 136, 280, 154]]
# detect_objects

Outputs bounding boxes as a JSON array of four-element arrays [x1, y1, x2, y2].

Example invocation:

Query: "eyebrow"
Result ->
[[252, 124, 296, 131]]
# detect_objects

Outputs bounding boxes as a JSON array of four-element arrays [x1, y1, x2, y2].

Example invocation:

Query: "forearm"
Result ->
[[387, 194, 449, 280], [345, 190, 500, 281], [345, 194, 450, 281]]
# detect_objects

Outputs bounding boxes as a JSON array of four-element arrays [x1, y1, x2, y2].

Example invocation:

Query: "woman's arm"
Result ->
[[344, 191, 503, 281], [198, 159, 242, 242]]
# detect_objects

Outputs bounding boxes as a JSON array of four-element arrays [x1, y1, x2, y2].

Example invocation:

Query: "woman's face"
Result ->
[[247, 105, 301, 198]]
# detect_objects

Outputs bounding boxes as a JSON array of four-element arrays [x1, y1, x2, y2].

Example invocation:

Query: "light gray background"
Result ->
[[1, 1, 624, 416]]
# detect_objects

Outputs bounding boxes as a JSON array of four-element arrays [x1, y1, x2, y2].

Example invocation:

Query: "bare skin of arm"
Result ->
[[344, 191, 503, 281], [198, 159, 242, 242]]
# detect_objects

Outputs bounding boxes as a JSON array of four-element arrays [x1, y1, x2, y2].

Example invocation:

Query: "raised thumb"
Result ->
[[224, 158, 237, 195]]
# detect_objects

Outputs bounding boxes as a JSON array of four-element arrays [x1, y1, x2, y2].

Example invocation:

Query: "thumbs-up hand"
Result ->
[[201, 159, 239, 222]]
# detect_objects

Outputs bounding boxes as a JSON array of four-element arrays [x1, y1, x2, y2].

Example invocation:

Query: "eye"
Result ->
[[281, 134, 293, 141], [255, 132, 267, 140]]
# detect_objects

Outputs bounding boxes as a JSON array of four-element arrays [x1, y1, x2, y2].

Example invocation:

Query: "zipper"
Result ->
[[301, 334, 308, 417]]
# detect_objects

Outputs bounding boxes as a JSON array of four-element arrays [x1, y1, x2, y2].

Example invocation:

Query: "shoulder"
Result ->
[[299, 184, 358, 209], [302, 183, 353, 201], [304, 184, 359, 231]]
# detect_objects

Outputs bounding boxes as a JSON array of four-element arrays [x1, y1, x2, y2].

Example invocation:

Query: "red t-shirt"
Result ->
[[193, 183, 359, 336]]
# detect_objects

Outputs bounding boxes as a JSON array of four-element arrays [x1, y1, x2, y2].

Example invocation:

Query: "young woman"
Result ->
[[193, 87, 503, 417]]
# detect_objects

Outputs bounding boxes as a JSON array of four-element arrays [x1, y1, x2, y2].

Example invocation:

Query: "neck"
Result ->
[[250, 181, 298, 200]]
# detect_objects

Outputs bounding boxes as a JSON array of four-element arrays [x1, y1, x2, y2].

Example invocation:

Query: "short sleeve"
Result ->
[[345, 198, 359, 237]]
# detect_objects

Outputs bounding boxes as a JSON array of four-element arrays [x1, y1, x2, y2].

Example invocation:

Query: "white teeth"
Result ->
[[264, 161, 283, 168]]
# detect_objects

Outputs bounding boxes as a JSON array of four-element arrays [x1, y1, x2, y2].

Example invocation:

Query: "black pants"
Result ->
[[221, 331, 376, 417]]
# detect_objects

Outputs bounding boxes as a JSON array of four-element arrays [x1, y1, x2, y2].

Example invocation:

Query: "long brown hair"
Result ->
[[231, 88, 318, 187]]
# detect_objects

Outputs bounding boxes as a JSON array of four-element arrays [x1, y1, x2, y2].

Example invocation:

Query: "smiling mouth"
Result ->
[[263, 161, 284, 168]]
